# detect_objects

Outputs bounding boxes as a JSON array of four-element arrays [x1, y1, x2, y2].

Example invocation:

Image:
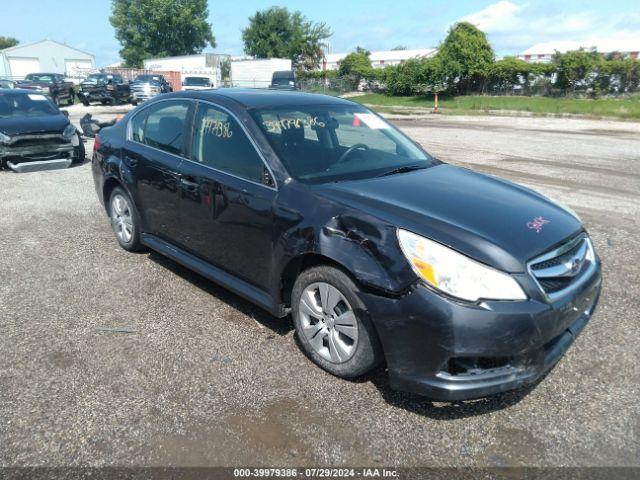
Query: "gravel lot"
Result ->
[[0, 105, 638, 467]]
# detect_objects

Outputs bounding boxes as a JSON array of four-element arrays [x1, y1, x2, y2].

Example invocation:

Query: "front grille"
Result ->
[[9, 135, 67, 148], [528, 234, 592, 298]]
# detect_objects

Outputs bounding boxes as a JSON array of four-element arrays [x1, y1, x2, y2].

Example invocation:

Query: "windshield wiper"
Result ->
[[377, 164, 426, 177]]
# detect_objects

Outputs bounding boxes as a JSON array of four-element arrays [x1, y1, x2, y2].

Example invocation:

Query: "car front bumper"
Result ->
[[360, 261, 602, 401]]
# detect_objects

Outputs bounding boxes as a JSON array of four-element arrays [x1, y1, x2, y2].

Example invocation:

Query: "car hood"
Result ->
[[0, 114, 69, 136], [15, 81, 50, 89], [316, 164, 582, 272]]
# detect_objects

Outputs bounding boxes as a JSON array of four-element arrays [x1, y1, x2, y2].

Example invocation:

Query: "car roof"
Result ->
[[174, 88, 355, 109]]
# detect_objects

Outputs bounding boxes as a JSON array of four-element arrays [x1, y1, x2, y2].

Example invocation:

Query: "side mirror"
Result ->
[[60, 110, 69, 117]]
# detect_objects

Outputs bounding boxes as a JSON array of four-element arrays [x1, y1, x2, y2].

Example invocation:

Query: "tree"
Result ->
[[219, 57, 231, 84], [384, 56, 445, 96], [437, 21, 494, 93], [110, 0, 216, 68], [0, 36, 19, 50], [489, 56, 531, 92], [553, 49, 597, 94], [337, 47, 375, 89], [391, 45, 408, 51], [242, 7, 331, 71]]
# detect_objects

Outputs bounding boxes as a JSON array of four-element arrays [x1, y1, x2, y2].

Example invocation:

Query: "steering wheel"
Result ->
[[337, 143, 369, 164]]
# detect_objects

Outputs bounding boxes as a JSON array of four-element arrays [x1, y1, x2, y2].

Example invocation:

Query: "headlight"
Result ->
[[397, 229, 527, 302], [40, 86, 50, 94], [62, 123, 76, 139], [0, 131, 10, 144]]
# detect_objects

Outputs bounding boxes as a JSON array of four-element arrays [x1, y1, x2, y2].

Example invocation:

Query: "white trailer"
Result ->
[[230, 58, 292, 88], [143, 53, 229, 88]]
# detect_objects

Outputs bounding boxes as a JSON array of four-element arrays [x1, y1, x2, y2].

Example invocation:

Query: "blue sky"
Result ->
[[2, 0, 639, 65]]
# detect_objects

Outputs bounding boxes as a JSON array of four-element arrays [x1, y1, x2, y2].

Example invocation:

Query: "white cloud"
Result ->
[[458, 1, 640, 54]]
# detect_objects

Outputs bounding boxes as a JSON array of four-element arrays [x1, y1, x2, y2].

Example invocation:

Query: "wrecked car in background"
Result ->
[[79, 73, 132, 106], [0, 79, 16, 89], [130, 74, 172, 105], [0, 89, 84, 172], [15, 73, 75, 106]]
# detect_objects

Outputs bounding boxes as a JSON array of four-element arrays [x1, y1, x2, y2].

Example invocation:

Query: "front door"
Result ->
[[175, 101, 277, 290], [124, 99, 192, 243]]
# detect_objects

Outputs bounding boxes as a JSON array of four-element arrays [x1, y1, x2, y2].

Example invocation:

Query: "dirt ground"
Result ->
[[0, 105, 638, 467]]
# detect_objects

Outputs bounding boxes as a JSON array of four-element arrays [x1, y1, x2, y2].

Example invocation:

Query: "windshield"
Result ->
[[135, 75, 161, 83], [24, 74, 54, 83], [86, 74, 109, 82], [0, 92, 58, 118], [184, 77, 210, 86], [251, 105, 432, 184]]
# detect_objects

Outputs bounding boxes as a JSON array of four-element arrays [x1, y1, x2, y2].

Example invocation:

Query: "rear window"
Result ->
[[183, 77, 210, 86]]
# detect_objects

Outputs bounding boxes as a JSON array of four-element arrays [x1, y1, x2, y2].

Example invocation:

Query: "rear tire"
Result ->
[[82, 100, 90, 107], [292, 265, 383, 378], [67, 90, 75, 105], [108, 187, 143, 252]]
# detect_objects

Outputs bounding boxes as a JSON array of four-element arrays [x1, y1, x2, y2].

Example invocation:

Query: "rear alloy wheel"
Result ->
[[292, 266, 383, 378], [109, 187, 142, 251]]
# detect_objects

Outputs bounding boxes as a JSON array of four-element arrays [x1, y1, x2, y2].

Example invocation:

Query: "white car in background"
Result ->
[[181, 76, 214, 91]]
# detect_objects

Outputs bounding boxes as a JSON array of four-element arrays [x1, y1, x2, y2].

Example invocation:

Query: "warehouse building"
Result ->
[[517, 40, 640, 63], [0, 39, 96, 80], [320, 48, 437, 71]]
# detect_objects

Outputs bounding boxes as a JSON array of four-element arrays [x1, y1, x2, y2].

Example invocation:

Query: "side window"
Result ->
[[130, 109, 148, 143], [143, 101, 190, 155], [192, 103, 266, 184]]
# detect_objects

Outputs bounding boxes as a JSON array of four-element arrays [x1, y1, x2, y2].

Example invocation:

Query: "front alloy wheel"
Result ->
[[292, 266, 383, 378], [299, 282, 359, 363]]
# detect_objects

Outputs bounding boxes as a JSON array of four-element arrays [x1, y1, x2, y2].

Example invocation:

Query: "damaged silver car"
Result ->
[[0, 89, 85, 172]]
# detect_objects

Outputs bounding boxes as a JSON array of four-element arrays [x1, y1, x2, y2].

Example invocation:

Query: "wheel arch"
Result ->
[[280, 253, 354, 308]]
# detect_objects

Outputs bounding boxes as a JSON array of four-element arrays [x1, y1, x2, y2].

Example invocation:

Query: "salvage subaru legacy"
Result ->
[[91, 90, 601, 400]]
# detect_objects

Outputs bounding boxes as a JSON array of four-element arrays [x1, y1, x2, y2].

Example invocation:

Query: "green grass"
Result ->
[[351, 93, 640, 120]]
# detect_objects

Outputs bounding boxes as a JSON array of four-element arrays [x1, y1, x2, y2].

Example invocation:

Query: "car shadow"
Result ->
[[366, 367, 546, 419], [147, 251, 293, 336], [148, 250, 541, 417]]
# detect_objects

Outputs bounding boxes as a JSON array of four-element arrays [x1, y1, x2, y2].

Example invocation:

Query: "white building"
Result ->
[[517, 40, 640, 63], [320, 48, 437, 71], [0, 39, 95, 80], [230, 58, 292, 88]]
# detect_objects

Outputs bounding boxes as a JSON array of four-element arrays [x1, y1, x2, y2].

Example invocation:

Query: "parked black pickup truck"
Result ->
[[79, 73, 132, 106], [15, 73, 75, 106]]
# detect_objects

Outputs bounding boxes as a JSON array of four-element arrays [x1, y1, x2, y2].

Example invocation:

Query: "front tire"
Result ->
[[292, 266, 383, 378], [109, 187, 143, 252]]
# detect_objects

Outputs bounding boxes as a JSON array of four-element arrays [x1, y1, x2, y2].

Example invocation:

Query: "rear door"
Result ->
[[123, 99, 193, 242], [175, 101, 277, 290]]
